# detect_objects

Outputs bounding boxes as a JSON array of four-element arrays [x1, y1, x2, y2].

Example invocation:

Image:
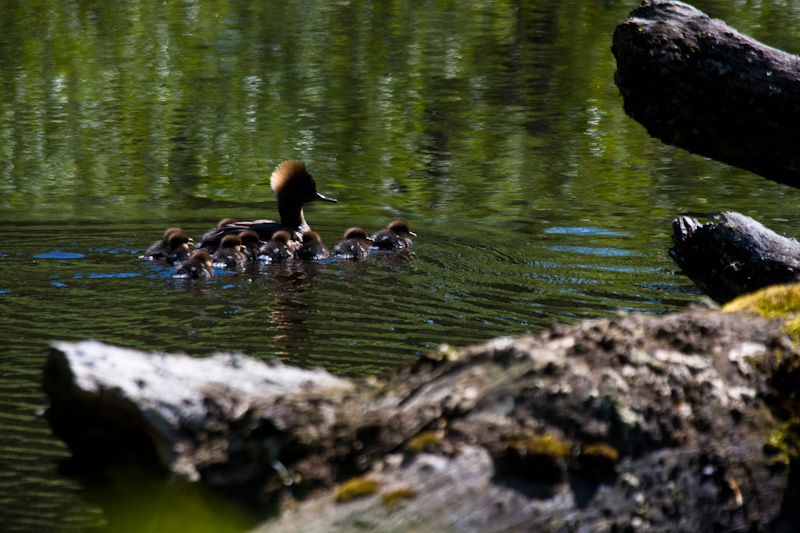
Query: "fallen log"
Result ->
[[612, 1, 800, 186], [43, 308, 800, 531], [670, 212, 800, 303]]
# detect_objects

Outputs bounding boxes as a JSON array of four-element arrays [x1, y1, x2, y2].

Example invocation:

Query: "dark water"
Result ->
[[3, 0, 800, 530]]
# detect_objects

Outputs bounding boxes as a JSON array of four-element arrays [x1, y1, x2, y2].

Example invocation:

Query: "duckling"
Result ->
[[257, 230, 294, 263], [142, 227, 192, 264], [211, 234, 247, 270], [295, 230, 329, 260], [238, 230, 261, 262], [174, 250, 214, 280], [199, 160, 337, 250], [333, 227, 371, 260], [371, 220, 416, 250]]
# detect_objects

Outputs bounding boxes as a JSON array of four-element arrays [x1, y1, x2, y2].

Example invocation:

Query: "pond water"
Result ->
[[3, 0, 800, 530]]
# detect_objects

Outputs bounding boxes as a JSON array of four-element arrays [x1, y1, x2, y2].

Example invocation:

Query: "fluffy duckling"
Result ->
[[142, 227, 192, 265], [211, 234, 247, 270], [371, 220, 416, 250], [257, 230, 294, 263], [294, 231, 329, 260], [238, 230, 261, 262], [333, 227, 371, 260], [174, 250, 214, 280]]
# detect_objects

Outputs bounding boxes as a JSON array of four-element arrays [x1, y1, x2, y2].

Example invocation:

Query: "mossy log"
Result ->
[[43, 308, 800, 531], [612, 1, 800, 186], [670, 212, 800, 303]]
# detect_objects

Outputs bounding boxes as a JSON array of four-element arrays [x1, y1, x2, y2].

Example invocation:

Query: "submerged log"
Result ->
[[612, 1, 800, 186], [43, 309, 800, 531], [670, 212, 800, 303]]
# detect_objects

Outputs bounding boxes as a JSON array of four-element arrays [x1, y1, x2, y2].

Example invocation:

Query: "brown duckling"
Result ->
[[371, 220, 416, 250], [238, 230, 261, 262], [143, 227, 184, 259], [199, 160, 337, 250], [257, 230, 294, 263], [333, 227, 371, 260], [142, 227, 192, 265], [174, 250, 214, 280], [211, 234, 247, 270], [294, 230, 329, 260]]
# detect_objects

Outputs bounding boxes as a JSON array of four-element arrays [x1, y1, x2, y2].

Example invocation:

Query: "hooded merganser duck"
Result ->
[[198, 160, 337, 250], [142, 227, 192, 265], [238, 230, 261, 262], [371, 220, 416, 250], [333, 227, 372, 260], [211, 234, 247, 270], [294, 230, 329, 260], [258, 230, 294, 263], [174, 250, 214, 280]]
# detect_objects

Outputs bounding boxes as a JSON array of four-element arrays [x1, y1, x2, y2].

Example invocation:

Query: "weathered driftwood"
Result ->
[[670, 212, 800, 303], [43, 309, 800, 531], [612, 1, 800, 186]]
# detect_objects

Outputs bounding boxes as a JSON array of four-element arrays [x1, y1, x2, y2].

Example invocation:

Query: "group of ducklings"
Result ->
[[143, 220, 415, 280], [142, 160, 416, 280]]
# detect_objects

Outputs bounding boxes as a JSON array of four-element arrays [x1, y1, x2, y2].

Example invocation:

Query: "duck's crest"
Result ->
[[271, 160, 315, 194]]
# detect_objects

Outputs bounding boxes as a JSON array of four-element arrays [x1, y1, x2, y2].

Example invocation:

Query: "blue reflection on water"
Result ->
[[73, 273, 141, 279], [544, 227, 627, 236], [33, 252, 85, 259], [547, 245, 633, 257]]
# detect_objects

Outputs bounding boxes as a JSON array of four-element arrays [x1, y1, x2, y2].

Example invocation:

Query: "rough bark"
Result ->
[[612, 1, 800, 186], [43, 309, 800, 532], [670, 212, 800, 303]]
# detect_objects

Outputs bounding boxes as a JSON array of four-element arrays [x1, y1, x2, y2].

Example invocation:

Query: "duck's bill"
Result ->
[[315, 193, 337, 203], [408, 231, 417, 237]]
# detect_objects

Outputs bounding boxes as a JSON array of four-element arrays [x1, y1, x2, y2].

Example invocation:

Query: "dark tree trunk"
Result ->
[[612, 1, 800, 186], [670, 212, 800, 303]]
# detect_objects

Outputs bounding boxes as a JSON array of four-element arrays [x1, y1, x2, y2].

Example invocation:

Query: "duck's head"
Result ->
[[191, 249, 213, 266], [271, 230, 292, 245], [220, 234, 243, 252], [168, 229, 192, 250], [163, 227, 185, 240], [343, 227, 371, 241], [239, 230, 260, 248], [388, 220, 416, 237], [302, 231, 323, 245], [270, 160, 337, 205]]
